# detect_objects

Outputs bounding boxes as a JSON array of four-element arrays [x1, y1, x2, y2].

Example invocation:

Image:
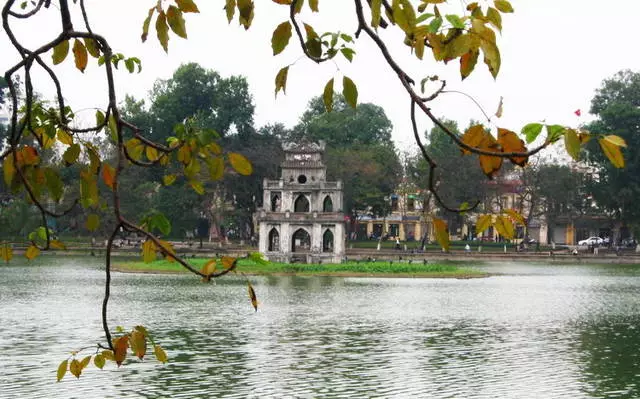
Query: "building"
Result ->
[[256, 141, 346, 263]]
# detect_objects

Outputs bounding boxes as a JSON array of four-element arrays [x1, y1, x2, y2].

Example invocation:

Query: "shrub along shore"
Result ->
[[114, 258, 488, 279]]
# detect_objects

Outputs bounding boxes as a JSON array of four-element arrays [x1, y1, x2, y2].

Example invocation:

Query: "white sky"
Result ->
[[2, 0, 639, 154]]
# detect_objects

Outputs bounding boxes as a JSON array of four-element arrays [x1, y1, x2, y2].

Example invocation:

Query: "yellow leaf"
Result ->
[[494, 0, 514, 13], [163, 174, 177, 186], [52, 40, 69, 65], [154, 345, 168, 363], [79, 355, 91, 370], [603, 134, 627, 147], [237, 0, 254, 29], [56, 359, 68, 382], [504, 209, 525, 226], [69, 358, 82, 378], [56, 129, 74, 145], [342, 76, 358, 108], [166, 5, 187, 38], [221, 256, 237, 271], [274, 66, 289, 97], [3, 153, 15, 186], [156, 10, 170, 52], [1, 244, 13, 263], [248, 281, 258, 311], [494, 215, 514, 239], [228, 152, 253, 176], [460, 124, 486, 155], [475, 214, 492, 236], [208, 157, 224, 181], [224, 0, 235, 22], [497, 128, 528, 166], [176, 0, 200, 12], [598, 138, 625, 168], [113, 336, 129, 366], [72, 39, 88, 73], [142, 240, 156, 263], [25, 245, 40, 260], [141, 7, 155, 42], [459, 49, 479, 80], [486, 7, 502, 31], [433, 217, 450, 251], [271, 21, 292, 55], [93, 354, 105, 369], [101, 350, 115, 361], [86, 214, 100, 232], [130, 329, 147, 360], [478, 133, 503, 178], [145, 146, 159, 162], [563, 128, 581, 160], [190, 180, 205, 195], [201, 259, 217, 282], [101, 162, 116, 190], [84, 38, 100, 58]]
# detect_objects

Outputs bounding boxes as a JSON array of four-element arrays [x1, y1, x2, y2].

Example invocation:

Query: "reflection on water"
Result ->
[[0, 257, 639, 398]]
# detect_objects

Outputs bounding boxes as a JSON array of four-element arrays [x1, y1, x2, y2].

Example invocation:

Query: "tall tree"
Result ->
[[585, 70, 640, 236]]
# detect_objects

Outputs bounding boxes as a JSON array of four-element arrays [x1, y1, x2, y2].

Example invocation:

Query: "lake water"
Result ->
[[1, 257, 640, 398]]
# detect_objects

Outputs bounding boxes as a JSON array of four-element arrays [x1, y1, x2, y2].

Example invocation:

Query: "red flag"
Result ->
[[574, 109, 581, 116]]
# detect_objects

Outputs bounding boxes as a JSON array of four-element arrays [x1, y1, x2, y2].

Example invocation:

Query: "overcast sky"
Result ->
[[2, 0, 639, 154]]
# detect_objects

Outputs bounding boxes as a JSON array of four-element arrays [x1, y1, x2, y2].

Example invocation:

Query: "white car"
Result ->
[[578, 236, 604, 246]]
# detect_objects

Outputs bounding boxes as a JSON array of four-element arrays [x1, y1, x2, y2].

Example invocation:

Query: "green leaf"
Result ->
[[521, 123, 543, 144], [167, 5, 187, 38], [52, 40, 69, 65], [224, 0, 236, 23], [95, 110, 105, 133], [228, 152, 253, 175], [207, 157, 224, 181], [564, 128, 581, 160], [156, 10, 170, 52], [86, 214, 100, 232], [93, 354, 105, 370], [84, 38, 100, 58], [342, 76, 358, 109], [56, 359, 68, 382], [141, 7, 155, 42], [44, 168, 64, 201], [323, 78, 334, 112], [175, 0, 200, 12], [308, 0, 318, 12], [445, 14, 465, 29], [271, 21, 292, 55], [546, 124, 565, 143], [62, 144, 81, 165], [3, 153, 15, 186], [428, 16, 442, 33], [340, 47, 355, 62], [163, 174, 177, 186], [494, 0, 514, 13], [274, 66, 289, 97], [486, 7, 502, 32], [392, 0, 416, 33], [72, 39, 88, 72], [149, 213, 171, 235], [249, 252, 268, 265], [108, 113, 118, 142], [371, 0, 381, 28], [190, 180, 205, 194]]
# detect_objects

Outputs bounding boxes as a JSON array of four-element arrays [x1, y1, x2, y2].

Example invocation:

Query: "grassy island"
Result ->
[[114, 258, 488, 278]]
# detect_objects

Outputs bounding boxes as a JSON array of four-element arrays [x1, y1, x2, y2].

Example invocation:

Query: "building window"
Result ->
[[292, 228, 311, 252], [389, 224, 399, 237], [271, 193, 281, 212], [268, 228, 280, 252], [391, 196, 399, 212], [323, 195, 333, 212], [298, 175, 307, 184], [323, 229, 334, 252], [294, 194, 310, 212], [407, 197, 415, 211]]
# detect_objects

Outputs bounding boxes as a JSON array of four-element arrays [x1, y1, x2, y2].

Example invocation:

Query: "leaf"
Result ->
[[564, 128, 581, 160], [460, 124, 486, 155], [478, 133, 503, 179], [56, 359, 68, 382], [237, 0, 254, 29], [249, 252, 268, 265], [93, 354, 105, 370], [52, 40, 69, 65], [248, 281, 258, 311], [69, 358, 82, 378], [79, 355, 91, 371], [459, 49, 479, 80], [274, 66, 289, 97], [229, 152, 253, 175], [494, 215, 514, 239], [495, 96, 503, 118], [50, 240, 67, 250], [84, 38, 100, 58], [62, 143, 81, 165], [371, 0, 381, 28], [504, 209, 525, 226], [72, 39, 88, 72], [101, 350, 115, 361], [190, 180, 205, 194], [322, 78, 334, 112], [1, 244, 13, 263], [494, 0, 514, 13], [308, 0, 318, 12], [445, 14, 464, 29], [86, 213, 100, 232], [599, 137, 625, 168], [108, 113, 118, 142], [163, 174, 177, 186], [141, 7, 155, 42], [521, 123, 543, 144], [149, 213, 171, 235], [156, 10, 170, 52], [154, 345, 168, 363], [175, 0, 200, 12], [158, 240, 176, 261], [340, 47, 355, 62], [146, 146, 159, 162], [497, 127, 527, 166], [207, 157, 224, 181], [25, 245, 40, 260], [130, 329, 147, 360], [475, 214, 492, 236], [142, 240, 157, 263], [392, 0, 416, 33], [225, 0, 236, 22], [303, 23, 322, 57], [101, 162, 116, 189], [201, 259, 217, 282], [113, 335, 129, 366], [3, 153, 15, 186], [221, 256, 237, 270], [486, 7, 502, 31], [342, 76, 358, 109], [271, 21, 292, 55], [433, 217, 450, 251], [167, 5, 187, 38], [603, 134, 627, 147], [546, 124, 565, 143], [56, 129, 74, 145]]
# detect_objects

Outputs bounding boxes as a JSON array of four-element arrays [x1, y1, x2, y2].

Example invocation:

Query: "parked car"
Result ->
[[578, 236, 604, 246], [621, 237, 637, 248]]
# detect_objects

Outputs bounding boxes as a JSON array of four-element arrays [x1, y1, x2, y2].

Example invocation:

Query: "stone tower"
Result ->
[[256, 141, 345, 263]]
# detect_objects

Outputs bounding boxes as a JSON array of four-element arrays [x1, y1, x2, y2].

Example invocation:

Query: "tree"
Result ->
[[585, 70, 640, 238], [1, 0, 627, 379]]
